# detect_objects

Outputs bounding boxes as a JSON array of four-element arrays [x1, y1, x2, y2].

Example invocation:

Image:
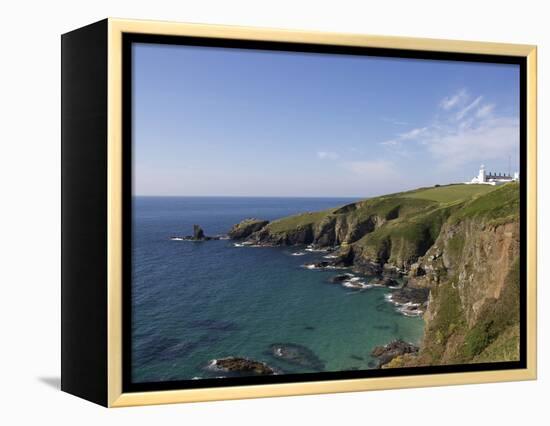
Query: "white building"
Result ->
[[466, 165, 519, 186]]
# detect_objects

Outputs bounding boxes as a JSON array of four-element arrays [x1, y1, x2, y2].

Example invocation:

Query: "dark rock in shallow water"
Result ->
[[371, 339, 419, 367], [352, 260, 383, 275], [375, 302, 389, 312], [228, 218, 270, 240], [269, 343, 325, 370], [373, 324, 391, 331], [390, 287, 429, 305], [303, 326, 316, 331], [303, 261, 341, 270], [171, 224, 224, 241], [370, 276, 400, 287], [330, 273, 354, 283], [207, 357, 275, 376]]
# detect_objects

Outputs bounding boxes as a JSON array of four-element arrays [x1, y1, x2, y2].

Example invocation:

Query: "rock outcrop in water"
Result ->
[[193, 224, 205, 240], [330, 273, 354, 283], [208, 357, 275, 375], [371, 340, 419, 368], [171, 224, 225, 241], [229, 183, 521, 366]]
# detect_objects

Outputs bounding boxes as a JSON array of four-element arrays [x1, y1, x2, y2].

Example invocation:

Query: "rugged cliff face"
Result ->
[[246, 195, 449, 273], [229, 183, 521, 366], [389, 184, 520, 366]]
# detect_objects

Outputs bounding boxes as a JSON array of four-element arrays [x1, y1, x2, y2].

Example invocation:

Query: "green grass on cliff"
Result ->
[[402, 184, 497, 203], [473, 325, 520, 363], [261, 183, 519, 270], [265, 196, 436, 236], [353, 204, 456, 265], [267, 209, 333, 233], [451, 182, 520, 223], [266, 183, 507, 237]]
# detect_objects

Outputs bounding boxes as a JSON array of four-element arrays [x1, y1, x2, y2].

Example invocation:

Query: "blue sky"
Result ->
[[133, 43, 520, 197]]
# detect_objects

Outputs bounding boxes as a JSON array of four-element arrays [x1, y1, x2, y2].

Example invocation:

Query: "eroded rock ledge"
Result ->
[[228, 218, 270, 240], [371, 340, 419, 368], [207, 357, 275, 376]]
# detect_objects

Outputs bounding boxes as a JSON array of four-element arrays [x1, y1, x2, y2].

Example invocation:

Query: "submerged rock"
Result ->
[[330, 273, 354, 283], [228, 218, 270, 240], [269, 343, 325, 370], [136, 336, 199, 363], [303, 261, 342, 270], [371, 340, 419, 367], [207, 357, 274, 376]]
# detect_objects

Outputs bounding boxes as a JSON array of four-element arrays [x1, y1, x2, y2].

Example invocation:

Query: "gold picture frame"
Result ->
[[61, 18, 537, 407]]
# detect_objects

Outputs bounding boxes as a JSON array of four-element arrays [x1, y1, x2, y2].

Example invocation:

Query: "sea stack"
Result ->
[[193, 224, 205, 240]]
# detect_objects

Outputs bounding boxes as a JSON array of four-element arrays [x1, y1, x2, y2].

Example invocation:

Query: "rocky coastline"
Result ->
[[173, 183, 520, 371], [221, 183, 520, 367]]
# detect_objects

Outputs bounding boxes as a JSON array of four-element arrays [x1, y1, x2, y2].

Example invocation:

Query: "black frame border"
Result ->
[[122, 33, 528, 393]]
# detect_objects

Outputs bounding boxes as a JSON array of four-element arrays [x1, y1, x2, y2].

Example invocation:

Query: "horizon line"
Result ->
[[132, 182, 472, 199], [133, 194, 367, 199]]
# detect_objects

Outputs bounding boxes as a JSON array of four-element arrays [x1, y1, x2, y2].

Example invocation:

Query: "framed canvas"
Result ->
[[61, 18, 537, 407]]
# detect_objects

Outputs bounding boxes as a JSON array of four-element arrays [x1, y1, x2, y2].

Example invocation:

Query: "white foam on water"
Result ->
[[342, 280, 369, 289], [303, 264, 318, 270]]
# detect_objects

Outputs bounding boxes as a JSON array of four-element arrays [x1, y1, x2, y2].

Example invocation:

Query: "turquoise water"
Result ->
[[132, 197, 424, 383]]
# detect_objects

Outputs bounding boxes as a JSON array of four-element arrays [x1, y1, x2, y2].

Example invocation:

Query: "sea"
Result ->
[[132, 196, 424, 383]]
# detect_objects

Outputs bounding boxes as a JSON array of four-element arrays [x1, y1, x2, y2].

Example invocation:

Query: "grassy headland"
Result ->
[[230, 182, 520, 366]]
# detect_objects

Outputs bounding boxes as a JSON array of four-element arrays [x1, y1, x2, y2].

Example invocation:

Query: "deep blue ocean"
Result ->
[[132, 197, 424, 383]]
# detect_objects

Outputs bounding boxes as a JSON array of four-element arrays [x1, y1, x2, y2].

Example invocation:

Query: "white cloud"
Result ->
[[427, 117, 519, 169], [476, 103, 495, 118], [317, 151, 339, 160], [440, 89, 468, 110], [455, 96, 483, 120], [380, 88, 519, 171], [378, 127, 428, 148], [399, 127, 428, 140]]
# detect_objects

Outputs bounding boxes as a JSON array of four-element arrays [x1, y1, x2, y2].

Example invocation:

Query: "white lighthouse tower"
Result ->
[[477, 164, 486, 184], [477, 164, 486, 183]]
